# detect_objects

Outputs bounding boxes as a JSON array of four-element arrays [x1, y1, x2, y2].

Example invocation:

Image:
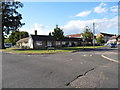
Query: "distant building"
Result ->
[[66, 33, 83, 38], [16, 30, 82, 49], [107, 35, 120, 45], [66, 33, 97, 44], [96, 32, 115, 43]]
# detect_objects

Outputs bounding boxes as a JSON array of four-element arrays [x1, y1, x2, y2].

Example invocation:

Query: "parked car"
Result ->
[[109, 43, 117, 48], [4, 43, 12, 48]]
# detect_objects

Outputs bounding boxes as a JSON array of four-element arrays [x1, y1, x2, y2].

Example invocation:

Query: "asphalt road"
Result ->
[[2, 47, 118, 88]]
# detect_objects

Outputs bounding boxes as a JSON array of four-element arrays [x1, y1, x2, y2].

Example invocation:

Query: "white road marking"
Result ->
[[83, 55, 86, 56], [101, 54, 119, 63], [90, 55, 92, 56]]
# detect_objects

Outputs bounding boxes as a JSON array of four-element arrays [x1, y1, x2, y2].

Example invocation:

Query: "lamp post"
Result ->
[[93, 22, 95, 48]]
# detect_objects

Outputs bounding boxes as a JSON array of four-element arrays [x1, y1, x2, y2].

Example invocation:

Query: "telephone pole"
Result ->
[[93, 22, 95, 48]]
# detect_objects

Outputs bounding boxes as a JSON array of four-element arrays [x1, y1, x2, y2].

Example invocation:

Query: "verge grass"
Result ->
[[4, 46, 105, 54]]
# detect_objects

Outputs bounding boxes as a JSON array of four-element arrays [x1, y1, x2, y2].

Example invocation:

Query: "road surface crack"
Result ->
[[66, 67, 97, 86]]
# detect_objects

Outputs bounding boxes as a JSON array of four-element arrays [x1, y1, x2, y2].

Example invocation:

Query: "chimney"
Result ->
[[35, 30, 37, 35]]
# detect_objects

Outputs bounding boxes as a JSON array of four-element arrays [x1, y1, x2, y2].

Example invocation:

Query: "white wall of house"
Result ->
[[28, 36, 33, 49]]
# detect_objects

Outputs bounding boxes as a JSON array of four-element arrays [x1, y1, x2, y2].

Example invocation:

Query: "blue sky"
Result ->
[[18, 2, 118, 35]]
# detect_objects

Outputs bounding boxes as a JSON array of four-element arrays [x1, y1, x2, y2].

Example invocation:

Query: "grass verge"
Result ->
[[3, 46, 105, 54]]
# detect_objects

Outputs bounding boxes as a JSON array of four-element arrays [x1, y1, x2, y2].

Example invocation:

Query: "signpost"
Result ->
[[83, 38, 84, 49]]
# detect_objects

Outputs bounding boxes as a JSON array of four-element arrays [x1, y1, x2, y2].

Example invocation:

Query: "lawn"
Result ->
[[3, 46, 105, 54]]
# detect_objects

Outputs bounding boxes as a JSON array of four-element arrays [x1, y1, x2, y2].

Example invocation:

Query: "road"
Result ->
[[2, 47, 118, 88]]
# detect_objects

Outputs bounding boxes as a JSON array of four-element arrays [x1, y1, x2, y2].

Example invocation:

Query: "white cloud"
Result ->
[[94, 3, 108, 14], [100, 3, 107, 6], [110, 6, 118, 12], [61, 16, 118, 35], [19, 16, 118, 36], [75, 10, 91, 17], [19, 23, 53, 35]]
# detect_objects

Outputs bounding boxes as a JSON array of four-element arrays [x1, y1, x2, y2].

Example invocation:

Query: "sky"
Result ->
[[18, 2, 118, 35]]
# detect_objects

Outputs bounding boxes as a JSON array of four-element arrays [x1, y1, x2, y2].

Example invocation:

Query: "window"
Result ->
[[62, 41, 66, 45], [36, 41, 42, 46], [74, 42, 77, 45], [47, 41, 52, 46], [56, 41, 60, 46]]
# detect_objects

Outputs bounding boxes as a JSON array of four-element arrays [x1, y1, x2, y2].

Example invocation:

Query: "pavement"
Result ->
[[1, 47, 119, 88]]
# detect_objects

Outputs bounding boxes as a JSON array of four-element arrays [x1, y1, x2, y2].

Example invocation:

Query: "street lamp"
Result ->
[[93, 22, 95, 48]]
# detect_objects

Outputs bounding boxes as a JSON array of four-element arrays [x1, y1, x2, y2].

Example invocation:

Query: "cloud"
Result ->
[[19, 23, 53, 35], [94, 3, 108, 14], [75, 10, 91, 17], [19, 16, 118, 36], [34, 23, 52, 35], [61, 16, 118, 35], [110, 6, 118, 12]]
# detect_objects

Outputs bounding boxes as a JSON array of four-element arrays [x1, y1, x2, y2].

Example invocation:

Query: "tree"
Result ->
[[82, 26, 93, 45], [49, 32, 52, 36], [52, 25, 64, 40], [0, 1, 25, 49], [97, 36, 104, 44], [19, 31, 29, 39], [8, 31, 29, 45], [4, 38, 11, 43]]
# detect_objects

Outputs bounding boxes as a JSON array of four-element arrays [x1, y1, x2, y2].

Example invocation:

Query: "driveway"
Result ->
[[2, 47, 118, 88]]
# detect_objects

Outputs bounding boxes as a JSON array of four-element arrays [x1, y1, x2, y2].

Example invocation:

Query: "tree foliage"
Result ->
[[4, 38, 11, 43], [52, 25, 64, 40], [2, 1, 25, 34], [49, 32, 52, 36], [82, 26, 93, 45], [97, 36, 104, 44], [0, 1, 24, 48], [6, 31, 29, 45]]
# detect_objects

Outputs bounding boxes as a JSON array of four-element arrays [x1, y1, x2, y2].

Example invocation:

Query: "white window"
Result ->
[[56, 41, 61, 45], [47, 41, 52, 46], [74, 42, 77, 45], [36, 41, 42, 46], [69, 42, 72, 46], [62, 41, 66, 45]]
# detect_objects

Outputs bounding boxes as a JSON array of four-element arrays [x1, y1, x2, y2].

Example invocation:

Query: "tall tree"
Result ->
[[49, 32, 52, 36], [97, 36, 104, 44], [8, 31, 29, 45], [0, 1, 24, 49], [52, 25, 64, 40], [82, 26, 93, 45]]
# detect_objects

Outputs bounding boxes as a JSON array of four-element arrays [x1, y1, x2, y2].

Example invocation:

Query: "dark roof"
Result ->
[[31, 35, 82, 41], [100, 32, 115, 36], [31, 35, 55, 41]]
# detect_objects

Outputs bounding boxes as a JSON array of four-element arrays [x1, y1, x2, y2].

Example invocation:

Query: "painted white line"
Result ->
[[83, 54, 86, 56], [101, 54, 119, 63]]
